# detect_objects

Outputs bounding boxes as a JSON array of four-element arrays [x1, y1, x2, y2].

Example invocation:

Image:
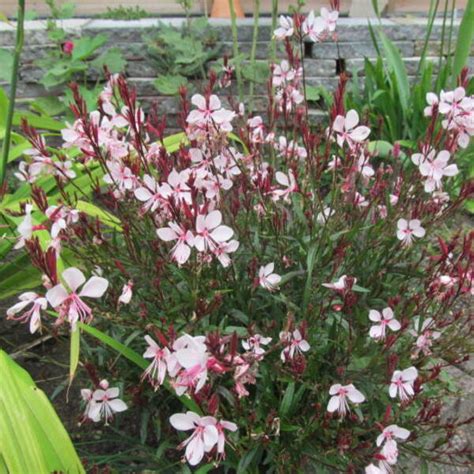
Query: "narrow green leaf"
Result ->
[[452, 0, 474, 80], [279, 382, 295, 417], [69, 327, 80, 383]]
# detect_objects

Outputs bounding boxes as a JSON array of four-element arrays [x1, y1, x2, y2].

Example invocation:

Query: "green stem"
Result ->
[[248, 0, 260, 114], [271, 0, 278, 62], [0, 0, 25, 186], [229, 0, 243, 102]]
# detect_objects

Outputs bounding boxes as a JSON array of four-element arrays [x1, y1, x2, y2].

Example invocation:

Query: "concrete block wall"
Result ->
[[0, 17, 473, 129]]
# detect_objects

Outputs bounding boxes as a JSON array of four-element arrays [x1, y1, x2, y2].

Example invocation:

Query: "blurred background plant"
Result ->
[[345, 0, 474, 211]]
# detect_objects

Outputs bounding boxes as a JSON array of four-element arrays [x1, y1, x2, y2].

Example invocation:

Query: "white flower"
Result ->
[[369, 307, 401, 340], [389, 367, 418, 401], [142, 335, 170, 389], [87, 380, 127, 424], [322, 275, 356, 291], [316, 207, 334, 224], [6, 292, 47, 334], [46, 267, 109, 329], [418, 150, 458, 192], [327, 383, 365, 417], [279, 329, 310, 361], [194, 210, 234, 253], [396, 219, 425, 246], [332, 110, 370, 148], [242, 334, 272, 356], [169, 411, 219, 466], [157, 222, 195, 265], [258, 263, 282, 291], [14, 204, 34, 249], [274, 15, 294, 40], [376, 424, 410, 447], [118, 281, 133, 305]]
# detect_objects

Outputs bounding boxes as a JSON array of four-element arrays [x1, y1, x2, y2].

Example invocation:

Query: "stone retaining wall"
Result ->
[[1, 17, 473, 128]]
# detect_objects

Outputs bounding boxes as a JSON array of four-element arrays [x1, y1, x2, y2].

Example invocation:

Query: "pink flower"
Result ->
[[396, 219, 425, 246], [369, 307, 401, 340], [216, 420, 238, 458], [187, 94, 235, 132], [320, 7, 338, 33], [169, 411, 219, 466], [242, 334, 272, 356], [322, 274, 356, 292], [389, 367, 418, 401], [194, 210, 234, 253], [6, 292, 47, 334], [142, 335, 170, 389], [80, 388, 95, 421], [302, 11, 326, 42], [157, 222, 194, 265], [134, 174, 170, 213], [327, 383, 365, 417], [169, 335, 209, 396], [273, 170, 298, 201], [409, 317, 441, 357], [365, 464, 383, 474], [378, 439, 399, 471], [14, 204, 34, 249], [258, 263, 282, 291], [45, 205, 79, 238], [103, 160, 136, 195], [162, 169, 192, 204], [424, 92, 439, 117], [88, 380, 128, 424], [46, 267, 109, 329], [274, 15, 294, 40], [272, 60, 296, 87], [332, 110, 370, 148], [376, 425, 410, 447], [212, 239, 239, 268], [62, 40, 74, 55], [279, 329, 310, 361], [418, 150, 458, 192], [118, 280, 133, 305]]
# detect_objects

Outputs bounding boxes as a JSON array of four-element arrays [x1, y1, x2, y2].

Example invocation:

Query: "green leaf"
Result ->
[[76, 200, 122, 231], [279, 382, 295, 417], [154, 74, 188, 96], [69, 327, 80, 383], [452, 0, 474, 80], [377, 29, 410, 115], [91, 48, 126, 74], [0, 49, 13, 83], [0, 350, 84, 473], [72, 34, 108, 61]]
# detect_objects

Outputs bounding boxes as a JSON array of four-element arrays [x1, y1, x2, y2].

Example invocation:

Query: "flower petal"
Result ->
[[79, 277, 109, 299]]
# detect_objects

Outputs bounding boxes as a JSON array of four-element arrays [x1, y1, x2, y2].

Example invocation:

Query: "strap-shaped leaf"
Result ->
[[0, 350, 84, 473]]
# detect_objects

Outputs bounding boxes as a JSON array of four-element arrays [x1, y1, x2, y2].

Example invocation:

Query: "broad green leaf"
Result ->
[[91, 48, 126, 74], [0, 350, 84, 473], [154, 74, 188, 96], [72, 34, 108, 61], [76, 200, 122, 230]]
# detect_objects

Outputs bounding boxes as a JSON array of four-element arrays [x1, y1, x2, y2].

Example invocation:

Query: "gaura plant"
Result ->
[[3, 3, 474, 472]]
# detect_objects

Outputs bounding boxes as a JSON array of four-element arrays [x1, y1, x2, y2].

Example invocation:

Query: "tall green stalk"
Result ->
[[0, 0, 25, 186], [248, 0, 261, 114], [229, 0, 243, 102], [271, 0, 278, 62]]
